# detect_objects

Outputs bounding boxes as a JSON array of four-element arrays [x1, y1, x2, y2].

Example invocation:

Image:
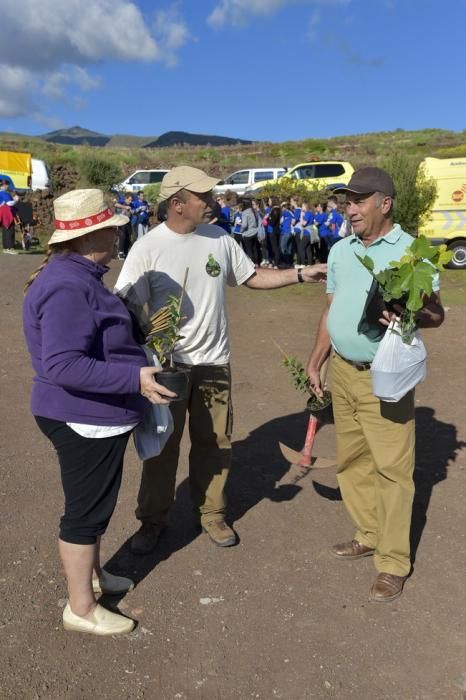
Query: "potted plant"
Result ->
[[145, 268, 189, 401], [356, 235, 452, 343], [276, 344, 332, 414]]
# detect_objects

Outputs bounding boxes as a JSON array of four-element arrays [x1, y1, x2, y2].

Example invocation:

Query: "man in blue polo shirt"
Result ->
[[306, 167, 445, 603]]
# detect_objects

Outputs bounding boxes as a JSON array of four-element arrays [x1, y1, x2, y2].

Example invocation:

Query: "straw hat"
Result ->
[[48, 189, 128, 245]]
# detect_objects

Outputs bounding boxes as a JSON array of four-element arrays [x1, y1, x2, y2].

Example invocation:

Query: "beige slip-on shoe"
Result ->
[[92, 569, 135, 595], [62, 603, 135, 635]]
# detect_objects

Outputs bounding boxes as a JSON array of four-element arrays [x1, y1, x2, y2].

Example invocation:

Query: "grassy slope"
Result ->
[[1, 127, 466, 183]]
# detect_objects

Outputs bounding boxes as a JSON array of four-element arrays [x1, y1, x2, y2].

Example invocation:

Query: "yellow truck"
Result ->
[[419, 157, 466, 269], [0, 150, 32, 190]]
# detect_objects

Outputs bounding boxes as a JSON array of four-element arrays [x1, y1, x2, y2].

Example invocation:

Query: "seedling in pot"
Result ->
[[275, 343, 335, 477], [276, 344, 332, 412], [145, 268, 189, 400], [356, 235, 452, 343]]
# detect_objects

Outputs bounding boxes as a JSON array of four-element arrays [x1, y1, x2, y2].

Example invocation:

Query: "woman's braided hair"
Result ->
[[23, 243, 74, 295]]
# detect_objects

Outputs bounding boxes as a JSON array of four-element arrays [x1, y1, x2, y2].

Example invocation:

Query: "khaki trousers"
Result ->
[[135, 364, 232, 527], [331, 353, 415, 576]]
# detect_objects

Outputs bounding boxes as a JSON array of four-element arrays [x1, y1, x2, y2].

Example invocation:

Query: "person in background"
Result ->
[[325, 195, 344, 248], [290, 196, 301, 268], [216, 195, 232, 234], [314, 202, 329, 262], [306, 167, 445, 603], [135, 191, 150, 239], [22, 189, 174, 636], [115, 192, 133, 260], [267, 197, 282, 269], [240, 198, 260, 266], [279, 201, 294, 266], [0, 179, 19, 254], [296, 201, 317, 266], [232, 202, 243, 247], [253, 199, 270, 267]]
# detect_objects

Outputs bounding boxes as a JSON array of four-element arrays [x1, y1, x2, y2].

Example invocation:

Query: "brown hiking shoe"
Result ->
[[130, 522, 166, 555], [369, 573, 407, 603], [330, 539, 375, 560], [202, 519, 236, 547]]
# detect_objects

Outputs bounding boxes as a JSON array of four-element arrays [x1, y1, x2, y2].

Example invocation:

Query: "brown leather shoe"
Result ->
[[330, 539, 375, 560], [369, 573, 407, 603]]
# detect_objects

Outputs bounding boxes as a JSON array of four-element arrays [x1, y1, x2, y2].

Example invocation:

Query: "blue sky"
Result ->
[[1, 0, 465, 142]]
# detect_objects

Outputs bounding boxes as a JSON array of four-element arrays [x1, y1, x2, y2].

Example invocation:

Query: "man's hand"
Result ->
[[306, 363, 325, 398], [379, 303, 403, 327], [300, 263, 327, 282]]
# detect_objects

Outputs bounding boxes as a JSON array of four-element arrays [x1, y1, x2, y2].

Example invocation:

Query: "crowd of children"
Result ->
[[218, 193, 349, 268], [113, 190, 151, 260], [109, 189, 349, 267]]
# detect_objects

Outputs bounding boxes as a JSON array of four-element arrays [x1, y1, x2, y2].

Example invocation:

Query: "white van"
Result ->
[[113, 169, 169, 193], [213, 167, 287, 197], [31, 158, 51, 191]]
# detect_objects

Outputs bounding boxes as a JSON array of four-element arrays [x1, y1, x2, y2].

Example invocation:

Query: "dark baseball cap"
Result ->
[[333, 167, 396, 197]]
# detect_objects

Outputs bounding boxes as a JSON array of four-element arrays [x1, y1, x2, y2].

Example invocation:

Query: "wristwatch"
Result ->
[[297, 269, 304, 283]]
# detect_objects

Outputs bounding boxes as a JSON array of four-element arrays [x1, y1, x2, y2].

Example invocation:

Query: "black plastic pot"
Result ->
[[157, 369, 189, 402], [306, 390, 333, 423]]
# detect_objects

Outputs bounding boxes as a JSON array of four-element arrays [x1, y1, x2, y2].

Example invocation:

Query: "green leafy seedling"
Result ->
[[146, 268, 189, 368], [356, 235, 451, 342]]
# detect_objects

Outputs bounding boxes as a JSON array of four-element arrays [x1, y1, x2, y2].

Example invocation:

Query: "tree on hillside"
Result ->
[[382, 152, 437, 234]]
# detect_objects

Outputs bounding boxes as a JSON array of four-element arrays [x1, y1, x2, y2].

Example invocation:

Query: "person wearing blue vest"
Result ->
[[306, 167, 445, 603], [325, 195, 344, 248], [280, 201, 293, 265], [296, 201, 316, 266], [314, 202, 329, 263]]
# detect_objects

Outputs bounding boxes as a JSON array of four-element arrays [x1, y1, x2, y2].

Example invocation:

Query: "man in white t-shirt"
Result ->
[[115, 166, 326, 554]]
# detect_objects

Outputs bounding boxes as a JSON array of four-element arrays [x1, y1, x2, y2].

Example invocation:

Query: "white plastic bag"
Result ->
[[133, 349, 174, 460], [370, 319, 427, 402]]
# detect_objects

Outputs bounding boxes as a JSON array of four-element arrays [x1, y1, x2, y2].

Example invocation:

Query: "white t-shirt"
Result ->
[[115, 222, 255, 366]]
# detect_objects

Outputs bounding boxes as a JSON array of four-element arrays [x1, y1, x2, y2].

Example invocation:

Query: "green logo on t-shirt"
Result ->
[[205, 253, 221, 277]]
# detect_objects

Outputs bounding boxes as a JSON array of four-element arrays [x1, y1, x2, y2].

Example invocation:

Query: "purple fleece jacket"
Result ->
[[23, 252, 147, 425]]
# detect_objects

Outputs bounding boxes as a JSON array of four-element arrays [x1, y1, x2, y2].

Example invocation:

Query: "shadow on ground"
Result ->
[[103, 404, 464, 601]]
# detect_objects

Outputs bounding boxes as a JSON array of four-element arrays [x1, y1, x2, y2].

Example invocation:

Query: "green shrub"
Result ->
[[143, 183, 161, 207], [254, 179, 329, 205], [382, 152, 437, 234], [81, 156, 122, 189]]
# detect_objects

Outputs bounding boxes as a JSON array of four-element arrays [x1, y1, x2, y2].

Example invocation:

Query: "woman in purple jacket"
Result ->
[[23, 189, 175, 636]]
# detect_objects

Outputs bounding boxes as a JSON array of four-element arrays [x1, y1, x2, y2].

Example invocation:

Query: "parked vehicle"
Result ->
[[418, 157, 466, 269], [245, 160, 354, 194], [0, 150, 32, 190], [31, 158, 51, 191], [0, 151, 51, 191], [112, 169, 169, 193], [213, 167, 288, 197]]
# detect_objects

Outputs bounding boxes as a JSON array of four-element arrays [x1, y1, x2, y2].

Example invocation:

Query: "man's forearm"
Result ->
[[415, 294, 445, 328], [244, 266, 325, 289], [307, 306, 332, 370]]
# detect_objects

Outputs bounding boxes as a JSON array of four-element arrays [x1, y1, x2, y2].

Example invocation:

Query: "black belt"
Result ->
[[334, 351, 371, 371]]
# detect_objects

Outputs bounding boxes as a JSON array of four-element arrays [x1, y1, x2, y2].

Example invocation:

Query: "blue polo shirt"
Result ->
[[281, 209, 292, 234], [326, 225, 439, 362]]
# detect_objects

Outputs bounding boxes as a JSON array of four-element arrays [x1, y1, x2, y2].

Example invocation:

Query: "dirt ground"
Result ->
[[1, 253, 465, 700]]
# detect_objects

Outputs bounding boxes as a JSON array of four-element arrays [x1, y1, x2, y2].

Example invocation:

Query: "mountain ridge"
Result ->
[[38, 126, 252, 148]]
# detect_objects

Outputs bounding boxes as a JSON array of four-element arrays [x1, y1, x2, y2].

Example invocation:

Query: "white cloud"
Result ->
[[207, 0, 350, 27], [0, 0, 190, 122], [153, 7, 192, 67]]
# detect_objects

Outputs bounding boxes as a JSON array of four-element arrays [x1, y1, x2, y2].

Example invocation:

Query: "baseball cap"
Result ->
[[159, 166, 220, 201], [333, 167, 396, 198]]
